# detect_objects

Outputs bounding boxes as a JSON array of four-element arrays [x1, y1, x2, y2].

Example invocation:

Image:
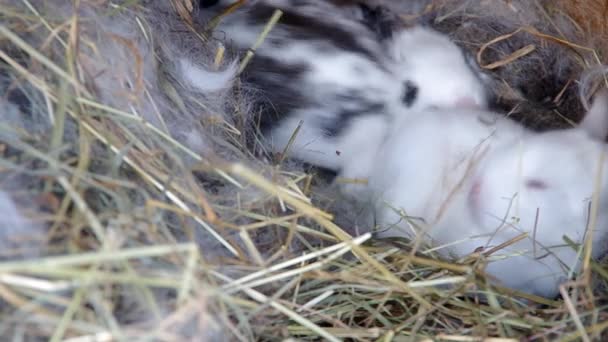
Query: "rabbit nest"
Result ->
[[0, 0, 607, 341]]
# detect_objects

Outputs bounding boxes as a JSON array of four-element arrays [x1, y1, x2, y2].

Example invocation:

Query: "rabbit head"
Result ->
[[469, 90, 608, 254], [461, 90, 608, 296], [387, 26, 489, 111], [365, 89, 608, 298]]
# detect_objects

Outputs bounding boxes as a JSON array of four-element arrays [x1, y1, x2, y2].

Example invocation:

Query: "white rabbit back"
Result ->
[[369, 109, 523, 233]]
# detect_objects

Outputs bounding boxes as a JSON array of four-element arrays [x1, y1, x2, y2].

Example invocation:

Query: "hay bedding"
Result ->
[[0, 0, 607, 341]]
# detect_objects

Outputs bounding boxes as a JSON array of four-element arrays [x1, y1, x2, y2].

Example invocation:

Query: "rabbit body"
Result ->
[[350, 93, 608, 298], [191, 0, 487, 170]]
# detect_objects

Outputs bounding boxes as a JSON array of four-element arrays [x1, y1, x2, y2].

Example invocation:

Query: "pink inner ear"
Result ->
[[525, 179, 548, 190], [468, 179, 482, 209], [468, 178, 484, 223]]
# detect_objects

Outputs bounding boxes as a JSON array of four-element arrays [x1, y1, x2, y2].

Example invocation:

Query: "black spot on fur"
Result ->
[[1, 58, 32, 115], [322, 91, 386, 136], [6, 88, 31, 115], [241, 55, 311, 131], [402, 81, 418, 107], [323, 104, 385, 137], [357, 4, 396, 40], [247, 4, 378, 61], [199, 0, 220, 8], [268, 38, 285, 48]]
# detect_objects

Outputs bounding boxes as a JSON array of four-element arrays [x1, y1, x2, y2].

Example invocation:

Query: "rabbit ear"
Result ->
[[580, 88, 608, 141]]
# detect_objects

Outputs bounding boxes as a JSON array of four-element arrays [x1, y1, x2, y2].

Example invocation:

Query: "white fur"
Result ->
[[0, 191, 44, 258], [270, 111, 390, 171], [347, 91, 608, 298], [179, 59, 238, 93], [0, 192, 31, 236]]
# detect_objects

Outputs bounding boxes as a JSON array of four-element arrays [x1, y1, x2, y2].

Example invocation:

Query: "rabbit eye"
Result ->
[[402, 81, 418, 107], [525, 179, 548, 190]]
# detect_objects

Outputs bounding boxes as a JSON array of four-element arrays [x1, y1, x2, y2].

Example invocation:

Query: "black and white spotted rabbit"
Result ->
[[185, 0, 489, 170]]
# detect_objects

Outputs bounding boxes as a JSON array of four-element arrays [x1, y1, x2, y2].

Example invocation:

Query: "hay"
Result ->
[[391, 0, 607, 131], [0, 0, 607, 341]]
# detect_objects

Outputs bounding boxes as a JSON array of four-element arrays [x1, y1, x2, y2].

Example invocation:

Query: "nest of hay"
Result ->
[[0, 0, 607, 341]]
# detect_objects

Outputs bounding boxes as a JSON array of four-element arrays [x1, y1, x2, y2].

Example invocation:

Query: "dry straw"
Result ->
[[0, 0, 607, 341]]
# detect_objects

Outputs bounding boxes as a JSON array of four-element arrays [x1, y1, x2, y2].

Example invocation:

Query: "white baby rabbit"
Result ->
[[356, 89, 608, 298], [189, 0, 488, 170]]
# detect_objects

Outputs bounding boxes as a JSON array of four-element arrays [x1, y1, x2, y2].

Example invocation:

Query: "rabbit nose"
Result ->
[[454, 97, 482, 109]]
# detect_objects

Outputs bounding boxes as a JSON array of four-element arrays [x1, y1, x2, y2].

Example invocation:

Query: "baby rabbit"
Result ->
[[352, 88, 608, 298], [189, 0, 488, 170]]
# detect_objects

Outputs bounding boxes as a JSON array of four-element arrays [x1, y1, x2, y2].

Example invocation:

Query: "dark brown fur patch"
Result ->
[[241, 55, 311, 131], [246, 4, 379, 61]]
